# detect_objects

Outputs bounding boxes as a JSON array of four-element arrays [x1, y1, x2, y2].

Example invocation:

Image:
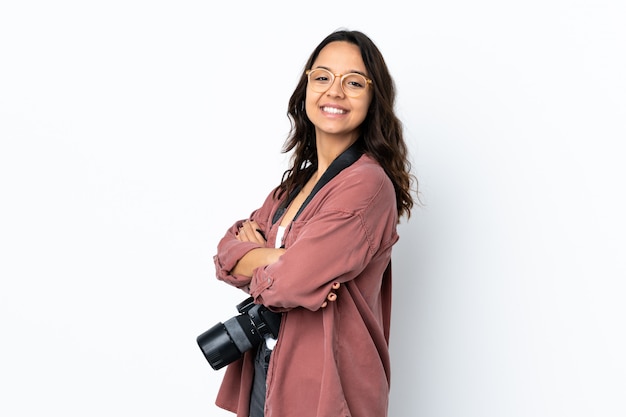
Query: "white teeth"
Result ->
[[322, 106, 346, 114]]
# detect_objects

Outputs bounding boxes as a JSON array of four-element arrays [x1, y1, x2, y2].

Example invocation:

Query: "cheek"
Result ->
[[304, 92, 319, 118], [362, 94, 373, 113], [353, 99, 372, 123]]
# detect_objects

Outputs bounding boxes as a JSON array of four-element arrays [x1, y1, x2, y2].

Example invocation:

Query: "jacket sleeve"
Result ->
[[213, 191, 278, 291], [213, 225, 263, 291], [248, 170, 398, 311]]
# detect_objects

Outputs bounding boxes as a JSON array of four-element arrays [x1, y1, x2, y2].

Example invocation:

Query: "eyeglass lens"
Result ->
[[307, 69, 368, 97]]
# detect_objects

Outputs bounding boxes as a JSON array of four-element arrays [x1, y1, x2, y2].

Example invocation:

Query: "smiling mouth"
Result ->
[[321, 106, 347, 115]]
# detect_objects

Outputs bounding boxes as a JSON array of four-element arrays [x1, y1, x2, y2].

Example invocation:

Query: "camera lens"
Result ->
[[197, 322, 241, 370], [196, 298, 281, 370], [197, 314, 264, 370]]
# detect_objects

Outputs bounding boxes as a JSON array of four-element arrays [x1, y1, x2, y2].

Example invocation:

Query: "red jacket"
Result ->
[[213, 154, 399, 417]]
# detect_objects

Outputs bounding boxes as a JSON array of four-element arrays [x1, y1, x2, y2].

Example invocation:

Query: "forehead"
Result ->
[[312, 41, 366, 73]]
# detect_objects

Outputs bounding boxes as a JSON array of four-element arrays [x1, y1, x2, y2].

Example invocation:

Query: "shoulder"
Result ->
[[349, 154, 387, 178], [327, 154, 396, 213], [344, 154, 394, 196]]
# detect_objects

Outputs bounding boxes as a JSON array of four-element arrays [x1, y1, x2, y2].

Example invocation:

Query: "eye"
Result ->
[[346, 80, 364, 88], [343, 74, 367, 90], [309, 69, 333, 84]]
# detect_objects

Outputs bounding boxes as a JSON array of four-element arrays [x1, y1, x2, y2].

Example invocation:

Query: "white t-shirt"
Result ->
[[265, 225, 286, 350]]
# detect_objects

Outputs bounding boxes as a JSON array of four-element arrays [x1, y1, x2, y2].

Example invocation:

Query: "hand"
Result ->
[[231, 220, 284, 277], [236, 220, 266, 245], [321, 282, 341, 308]]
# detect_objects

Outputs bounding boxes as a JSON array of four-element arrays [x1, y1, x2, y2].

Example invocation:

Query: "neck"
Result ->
[[315, 135, 359, 176]]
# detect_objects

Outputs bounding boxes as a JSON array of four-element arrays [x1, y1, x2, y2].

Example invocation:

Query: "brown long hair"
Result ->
[[276, 30, 417, 219]]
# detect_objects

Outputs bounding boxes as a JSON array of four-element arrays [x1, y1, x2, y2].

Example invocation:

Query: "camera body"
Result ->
[[197, 297, 282, 370]]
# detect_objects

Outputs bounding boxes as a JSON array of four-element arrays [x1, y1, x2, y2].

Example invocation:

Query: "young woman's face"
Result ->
[[305, 41, 373, 143]]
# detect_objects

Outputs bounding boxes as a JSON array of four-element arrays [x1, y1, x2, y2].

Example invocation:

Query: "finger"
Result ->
[[254, 228, 267, 241], [240, 221, 254, 238], [237, 225, 248, 241]]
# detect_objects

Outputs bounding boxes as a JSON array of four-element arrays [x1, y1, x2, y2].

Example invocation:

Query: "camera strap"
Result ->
[[272, 141, 364, 225]]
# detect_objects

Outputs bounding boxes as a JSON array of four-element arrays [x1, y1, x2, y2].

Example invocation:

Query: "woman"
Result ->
[[212, 29, 416, 417]]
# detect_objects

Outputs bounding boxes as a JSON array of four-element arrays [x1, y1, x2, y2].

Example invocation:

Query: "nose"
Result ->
[[326, 75, 345, 97]]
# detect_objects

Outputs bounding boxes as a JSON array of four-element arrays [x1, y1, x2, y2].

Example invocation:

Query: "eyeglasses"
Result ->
[[305, 68, 372, 98]]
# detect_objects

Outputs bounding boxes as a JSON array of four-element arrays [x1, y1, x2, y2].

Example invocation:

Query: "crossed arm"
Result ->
[[231, 219, 340, 308]]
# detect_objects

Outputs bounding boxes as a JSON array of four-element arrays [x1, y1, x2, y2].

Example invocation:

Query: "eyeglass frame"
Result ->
[[305, 68, 373, 97]]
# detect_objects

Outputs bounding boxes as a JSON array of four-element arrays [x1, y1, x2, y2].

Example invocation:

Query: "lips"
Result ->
[[321, 106, 347, 115]]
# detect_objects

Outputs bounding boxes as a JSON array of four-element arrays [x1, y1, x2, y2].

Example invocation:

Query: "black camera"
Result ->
[[196, 297, 282, 370]]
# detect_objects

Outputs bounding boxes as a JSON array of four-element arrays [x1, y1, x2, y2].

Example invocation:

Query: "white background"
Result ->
[[1, 1, 625, 416]]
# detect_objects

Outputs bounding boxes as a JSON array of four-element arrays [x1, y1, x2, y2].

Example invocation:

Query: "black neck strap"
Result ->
[[272, 142, 364, 225]]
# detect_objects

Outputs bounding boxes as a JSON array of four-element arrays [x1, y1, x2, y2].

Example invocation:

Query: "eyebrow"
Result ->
[[314, 65, 369, 77]]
